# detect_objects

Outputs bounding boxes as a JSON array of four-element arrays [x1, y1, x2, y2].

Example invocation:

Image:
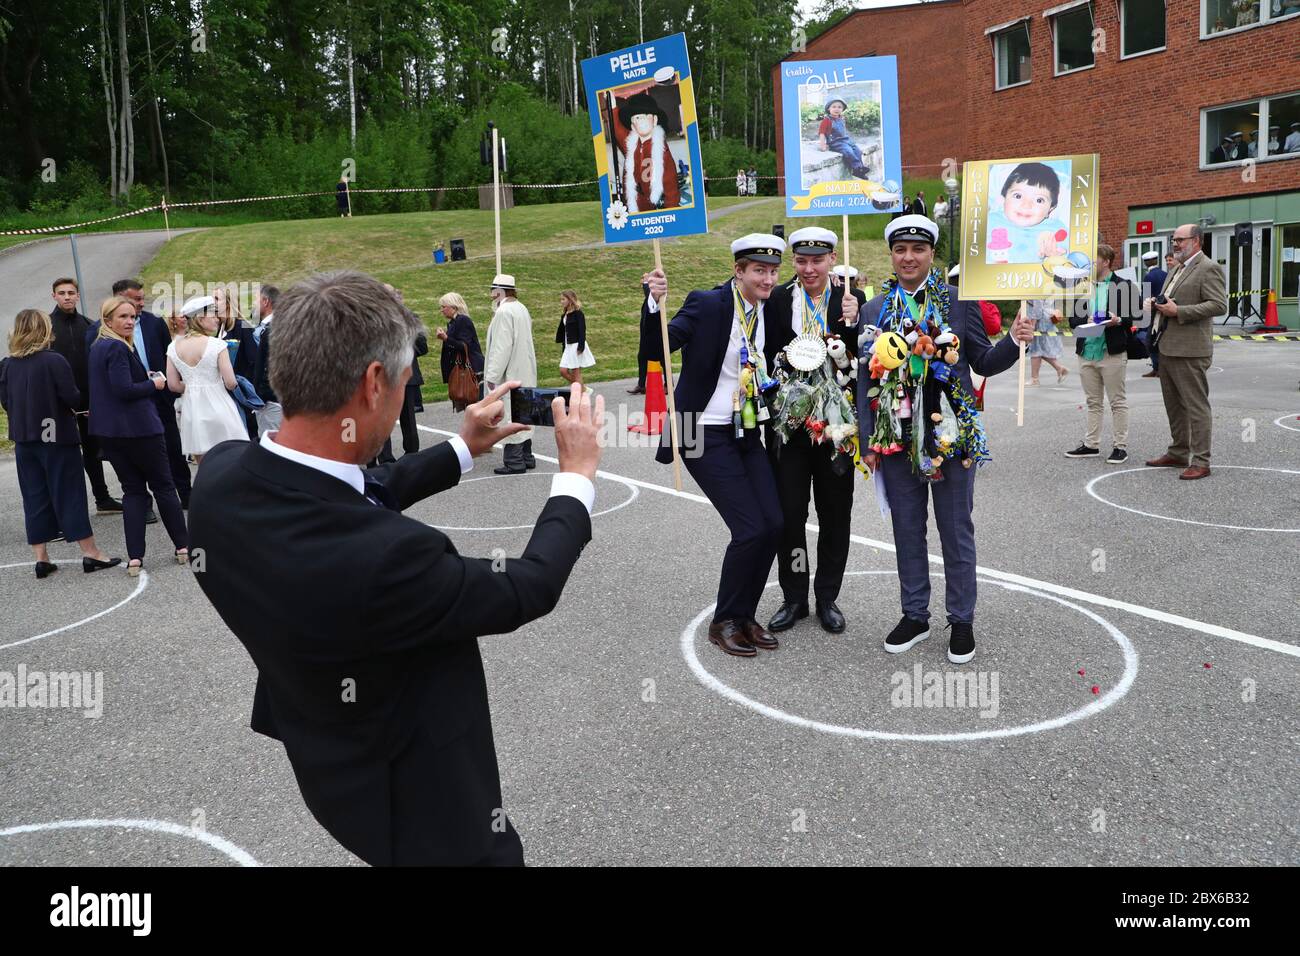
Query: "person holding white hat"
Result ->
[[857, 214, 1033, 665], [484, 274, 538, 474], [644, 233, 787, 658], [762, 225, 865, 636]]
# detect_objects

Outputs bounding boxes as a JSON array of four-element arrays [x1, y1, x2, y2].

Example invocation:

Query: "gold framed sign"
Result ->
[[956, 154, 1099, 300]]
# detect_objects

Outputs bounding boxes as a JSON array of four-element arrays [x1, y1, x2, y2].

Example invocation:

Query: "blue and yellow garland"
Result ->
[[864, 267, 990, 480]]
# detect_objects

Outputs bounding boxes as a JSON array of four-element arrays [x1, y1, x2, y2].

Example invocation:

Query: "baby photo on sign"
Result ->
[[797, 80, 883, 190], [598, 68, 694, 218], [985, 159, 1073, 264]]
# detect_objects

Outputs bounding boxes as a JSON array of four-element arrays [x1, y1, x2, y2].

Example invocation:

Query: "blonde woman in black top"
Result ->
[[556, 290, 593, 387]]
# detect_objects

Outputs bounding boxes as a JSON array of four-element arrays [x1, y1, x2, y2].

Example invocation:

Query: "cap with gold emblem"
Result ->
[[731, 233, 786, 264], [788, 226, 837, 256]]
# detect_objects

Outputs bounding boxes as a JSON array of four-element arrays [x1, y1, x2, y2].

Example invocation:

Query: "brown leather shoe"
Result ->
[[1145, 454, 1188, 468], [740, 618, 779, 650], [708, 619, 756, 657], [1141, 370, 1159, 378], [1179, 465, 1211, 480]]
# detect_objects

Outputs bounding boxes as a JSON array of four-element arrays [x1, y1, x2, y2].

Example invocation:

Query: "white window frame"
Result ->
[[1119, 0, 1168, 60], [1045, 1, 1096, 77], [1200, 90, 1300, 171], [1200, 0, 1300, 41], [987, 18, 1032, 91]]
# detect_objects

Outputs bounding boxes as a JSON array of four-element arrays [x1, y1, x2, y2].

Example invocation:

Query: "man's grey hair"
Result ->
[[260, 284, 281, 308], [270, 271, 418, 417]]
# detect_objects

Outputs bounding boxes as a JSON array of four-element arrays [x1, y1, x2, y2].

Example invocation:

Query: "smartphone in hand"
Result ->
[[510, 387, 570, 427]]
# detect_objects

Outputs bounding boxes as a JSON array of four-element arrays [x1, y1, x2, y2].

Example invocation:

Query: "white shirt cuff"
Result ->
[[646, 294, 659, 314], [549, 472, 596, 514], [448, 435, 473, 475]]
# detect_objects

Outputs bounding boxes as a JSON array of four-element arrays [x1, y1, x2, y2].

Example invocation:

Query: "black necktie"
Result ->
[[362, 475, 399, 511]]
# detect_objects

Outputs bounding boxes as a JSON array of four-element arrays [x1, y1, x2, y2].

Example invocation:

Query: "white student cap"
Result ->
[[731, 233, 785, 264], [885, 215, 939, 247], [788, 227, 837, 255]]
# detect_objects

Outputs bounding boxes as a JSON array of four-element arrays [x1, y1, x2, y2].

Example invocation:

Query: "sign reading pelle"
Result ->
[[581, 33, 708, 244], [779, 56, 903, 217]]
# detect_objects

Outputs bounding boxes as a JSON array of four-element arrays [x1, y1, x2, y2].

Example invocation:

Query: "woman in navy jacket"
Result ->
[[1, 309, 121, 578], [88, 297, 189, 574]]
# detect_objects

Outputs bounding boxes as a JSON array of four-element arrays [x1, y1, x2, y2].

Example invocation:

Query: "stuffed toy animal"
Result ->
[[826, 335, 859, 388]]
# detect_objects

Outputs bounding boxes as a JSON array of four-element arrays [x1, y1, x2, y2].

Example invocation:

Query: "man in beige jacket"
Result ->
[[1144, 224, 1227, 480], [484, 274, 538, 474]]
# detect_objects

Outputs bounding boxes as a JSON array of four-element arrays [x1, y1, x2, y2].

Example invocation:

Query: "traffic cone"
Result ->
[[628, 360, 668, 434], [1260, 289, 1287, 332]]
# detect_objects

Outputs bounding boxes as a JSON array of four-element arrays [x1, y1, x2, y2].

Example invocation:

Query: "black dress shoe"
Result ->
[[95, 498, 124, 515], [83, 556, 123, 573], [816, 601, 846, 634], [145, 510, 159, 525], [35, 561, 59, 579], [768, 601, 809, 632], [493, 465, 527, 475], [627, 386, 646, 395]]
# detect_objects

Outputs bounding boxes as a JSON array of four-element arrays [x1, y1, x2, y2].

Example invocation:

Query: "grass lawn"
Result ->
[[133, 191, 946, 404]]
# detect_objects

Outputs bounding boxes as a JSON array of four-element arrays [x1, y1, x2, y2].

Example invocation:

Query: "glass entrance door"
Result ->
[[1125, 236, 1167, 295], [1209, 224, 1272, 324]]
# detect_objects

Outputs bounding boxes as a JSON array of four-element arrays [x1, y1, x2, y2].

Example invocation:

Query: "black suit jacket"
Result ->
[[651, 279, 784, 464], [409, 330, 428, 389], [252, 325, 277, 404], [187, 438, 593, 865], [439, 314, 485, 383], [856, 283, 1020, 436]]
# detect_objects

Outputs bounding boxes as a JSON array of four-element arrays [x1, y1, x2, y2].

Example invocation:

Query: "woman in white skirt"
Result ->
[[555, 289, 594, 386], [166, 300, 250, 463]]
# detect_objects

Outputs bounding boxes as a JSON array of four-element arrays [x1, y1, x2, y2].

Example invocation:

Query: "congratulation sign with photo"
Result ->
[[778, 55, 903, 217], [957, 154, 1100, 300], [581, 32, 708, 244]]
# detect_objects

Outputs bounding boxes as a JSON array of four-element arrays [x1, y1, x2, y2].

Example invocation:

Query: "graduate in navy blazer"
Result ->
[[645, 234, 788, 659], [854, 216, 1033, 666]]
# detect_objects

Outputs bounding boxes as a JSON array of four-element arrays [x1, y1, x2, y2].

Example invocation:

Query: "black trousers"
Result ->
[[98, 435, 188, 560], [683, 425, 782, 623], [768, 429, 854, 605], [399, 385, 420, 455], [15, 441, 92, 545], [75, 413, 113, 503], [157, 395, 192, 504]]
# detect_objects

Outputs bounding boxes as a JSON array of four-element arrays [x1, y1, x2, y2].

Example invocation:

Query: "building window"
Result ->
[[1267, 92, 1300, 157], [1121, 0, 1166, 56], [1204, 0, 1300, 36], [994, 22, 1031, 89], [1282, 225, 1300, 300], [1203, 91, 1300, 166], [1205, 102, 1260, 165], [1051, 4, 1095, 75]]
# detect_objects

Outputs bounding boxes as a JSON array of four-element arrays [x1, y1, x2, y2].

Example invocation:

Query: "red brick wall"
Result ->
[[773, 0, 968, 188], [774, 0, 1300, 269], [965, 0, 1300, 265]]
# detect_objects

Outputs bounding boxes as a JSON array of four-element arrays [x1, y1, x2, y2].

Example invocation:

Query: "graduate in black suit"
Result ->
[[188, 271, 603, 866], [646, 234, 787, 658], [762, 227, 866, 635]]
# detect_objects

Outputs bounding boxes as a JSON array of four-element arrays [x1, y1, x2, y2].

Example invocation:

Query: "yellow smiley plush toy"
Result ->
[[873, 331, 909, 369]]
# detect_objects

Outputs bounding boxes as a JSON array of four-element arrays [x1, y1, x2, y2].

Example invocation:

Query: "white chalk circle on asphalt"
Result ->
[[1274, 412, 1300, 434], [422, 471, 639, 531], [0, 563, 148, 652], [0, 818, 259, 866], [1086, 465, 1300, 533], [680, 571, 1138, 743]]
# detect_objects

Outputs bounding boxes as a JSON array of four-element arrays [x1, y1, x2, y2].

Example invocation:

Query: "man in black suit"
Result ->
[[188, 271, 603, 866], [762, 227, 865, 635], [369, 283, 427, 465], [646, 233, 787, 658]]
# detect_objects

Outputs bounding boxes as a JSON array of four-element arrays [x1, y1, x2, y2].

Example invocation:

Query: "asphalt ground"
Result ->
[[1, 341, 1297, 866]]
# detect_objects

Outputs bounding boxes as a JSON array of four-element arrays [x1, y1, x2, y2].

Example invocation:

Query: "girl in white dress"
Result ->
[[555, 289, 594, 387], [166, 304, 249, 462]]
